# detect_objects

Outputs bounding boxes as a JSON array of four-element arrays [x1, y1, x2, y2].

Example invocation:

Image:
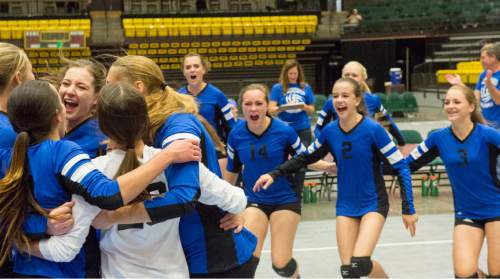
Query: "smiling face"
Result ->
[[480, 50, 497, 71], [58, 67, 97, 130], [287, 66, 299, 84], [342, 62, 366, 88], [242, 88, 268, 127], [444, 87, 474, 124], [332, 80, 361, 121], [182, 55, 206, 87]]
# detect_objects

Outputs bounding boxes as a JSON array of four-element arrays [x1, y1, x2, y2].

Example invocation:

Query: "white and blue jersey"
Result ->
[[0, 112, 16, 148], [272, 117, 415, 217], [270, 83, 315, 131], [0, 139, 128, 278], [63, 118, 107, 158], [227, 118, 306, 205], [408, 124, 500, 219], [178, 83, 236, 142], [476, 70, 500, 128], [153, 113, 256, 275], [314, 94, 405, 145]]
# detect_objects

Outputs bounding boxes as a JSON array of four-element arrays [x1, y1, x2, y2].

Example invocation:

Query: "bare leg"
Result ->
[[453, 224, 484, 277], [269, 210, 301, 278], [243, 207, 269, 258], [485, 221, 500, 277]]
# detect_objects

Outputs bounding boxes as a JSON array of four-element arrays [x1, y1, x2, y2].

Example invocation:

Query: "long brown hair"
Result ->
[[333, 77, 367, 115], [97, 82, 152, 202], [279, 59, 306, 94], [109, 55, 225, 152], [0, 80, 61, 265]]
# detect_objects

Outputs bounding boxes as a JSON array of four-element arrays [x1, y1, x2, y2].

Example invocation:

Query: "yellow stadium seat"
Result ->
[[220, 23, 231, 36], [287, 53, 297, 59], [219, 56, 228, 61], [238, 47, 247, 53], [137, 49, 147, 55], [158, 25, 168, 37], [190, 25, 201, 36], [208, 48, 217, 54], [232, 23, 243, 36], [178, 49, 187, 55], [229, 55, 238, 61], [147, 25, 157, 37], [239, 55, 248, 60], [268, 53, 277, 59], [181, 42, 190, 48], [129, 43, 138, 49], [168, 49, 177, 55], [198, 48, 207, 54], [201, 25, 211, 36], [160, 64, 170, 70], [249, 54, 257, 60], [188, 48, 197, 53], [201, 41, 210, 47], [234, 61, 243, 67], [296, 46, 305, 51], [148, 49, 157, 55], [158, 49, 167, 55], [167, 25, 179, 36], [213, 62, 222, 68], [221, 41, 231, 47], [135, 25, 147, 37], [169, 57, 179, 63], [160, 42, 169, 48], [231, 41, 241, 47], [305, 22, 316, 33], [265, 60, 274, 66], [248, 47, 256, 53], [228, 47, 237, 53], [0, 27, 11, 40], [267, 46, 276, 52], [140, 43, 149, 49], [127, 50, 137, 55], [151, 58, 159, 63], [255, 60, 264, 66], [244, 61, 254, 67], [208, 56, 218, 62], [179, 25, 190, 36], [223, 61, 233, 67], [243, 23, 254, 35], [278, 53, 288, 59], [211, 41, 221, 47], [301, 39, 311, 45]]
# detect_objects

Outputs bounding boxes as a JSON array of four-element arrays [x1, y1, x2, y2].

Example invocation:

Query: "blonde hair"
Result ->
[[110, 55, 199, 142], [279, 59, 306, 94], [342, 61, 371, 93], [449, 85, 486, 124], [480, 43, 500, 60], [0, 43, 31, 93]]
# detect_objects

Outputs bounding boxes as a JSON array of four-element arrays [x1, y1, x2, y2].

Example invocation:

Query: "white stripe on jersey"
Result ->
[[61, 154, 90, 176], [224, 111, 234, 121], [308, 139, 322, 153], [291, 137, 301, 149], [221, 103, 232, 113], [71, 163, 97, 183], [380, 141, 396, 154], [227, 144, 234, 152], [227, 148, 234, 159], [419, 141, 428, 153], [410, 148, 422, 160], [162, 133, 200, 148], [296, 145, 306, 154], [317, 117, 324, 125], [318, 110, 326, 117], [387, 151, 404, 165]]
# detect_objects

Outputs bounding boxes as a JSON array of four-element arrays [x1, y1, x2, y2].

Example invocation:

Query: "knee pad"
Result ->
[[455, 272, 479, 278], [272, 258, 297, 278], [340, 264, 360, 279], [351, 256, 373, 277]]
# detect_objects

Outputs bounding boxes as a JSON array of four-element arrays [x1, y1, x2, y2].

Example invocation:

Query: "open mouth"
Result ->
[[335, 106, 347, 113], [250, 115, 259, 121], [190, 75, 197, 80], [64, 100, 78, 111]]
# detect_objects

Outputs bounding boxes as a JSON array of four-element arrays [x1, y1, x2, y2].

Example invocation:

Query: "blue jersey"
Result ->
[[178, 83, 236, 142], [0, 112, 16, 148], [152, 113, 256, 275], [0, 140, 127, 278], [314, 94, 405, 145], [274, 117, 415, 217], [227, 118, 306, 205], [270, 83, 315, 131], [476, 70, 500, 128], [63, 117, 106, 158], [408, 124, 500, 219]]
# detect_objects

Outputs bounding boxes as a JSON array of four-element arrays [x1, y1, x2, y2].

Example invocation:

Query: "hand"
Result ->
[[325, 163, 337, 174], [402, 213, 418, 237], [47, 201, 75, 236], [445, 74, 463, 86], [485, 70, 493, 87], [253, 174, 274, 192], [165, 139, 201, 164], [220, 213, 245, 233]]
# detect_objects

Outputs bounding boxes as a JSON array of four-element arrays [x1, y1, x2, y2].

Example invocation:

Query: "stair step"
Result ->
[[449, 33, 500, 41], [434, 50, 479, 56], [425, 57, 477, 63]]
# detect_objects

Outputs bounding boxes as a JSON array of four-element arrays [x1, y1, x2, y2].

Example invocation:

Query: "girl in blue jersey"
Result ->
[[106, 55, 258, 278], [0, 43, 35, 149], [58, 59, 107, 158], [0, 42, 36, 277], [226, 84, 334, 278], [0, 80, 201, 278], [314, 61, 405, 146], [256, 78, 418, 279], [178, 53, 236, 180], [269, 59, 315, 206], [407, 85, 500, 278], [22, 82, 248, 278]]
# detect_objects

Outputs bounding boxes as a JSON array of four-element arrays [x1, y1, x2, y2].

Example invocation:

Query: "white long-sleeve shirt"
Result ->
[[38, 145, 247, 278]]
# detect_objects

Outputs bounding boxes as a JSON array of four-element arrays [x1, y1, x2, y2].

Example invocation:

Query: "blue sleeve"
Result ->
[[145, 117, 201, 223], [304, 84, 315, 105], [226, 131, 242, 173], [55, 141, 123, 210], [314, 99, 334, 138], [287, 126, 306, 156], [406, 132, 440, 172], [484, 125, 500, 147], [373, 96, 405, 145], [270, 84, 281, 102], [217, 90, 237, 130], [475, 72, 485, 91], [372, 125, 415, 214]]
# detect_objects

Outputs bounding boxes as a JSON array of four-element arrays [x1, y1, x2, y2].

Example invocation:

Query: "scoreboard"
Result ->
[[24, 31, 85, 49]]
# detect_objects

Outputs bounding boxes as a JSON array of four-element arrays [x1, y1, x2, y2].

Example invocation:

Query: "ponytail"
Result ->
[[114, 147, 152, 203], [0, 132, 48, 265]]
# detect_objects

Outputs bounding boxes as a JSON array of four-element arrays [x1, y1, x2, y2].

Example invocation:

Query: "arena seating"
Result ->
[[435, 61, 482, 84]]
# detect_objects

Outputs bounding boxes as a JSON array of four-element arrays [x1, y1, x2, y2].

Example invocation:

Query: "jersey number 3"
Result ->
[[457, 148, 468, 167]]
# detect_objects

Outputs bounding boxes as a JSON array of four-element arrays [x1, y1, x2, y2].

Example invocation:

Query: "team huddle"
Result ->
[[0, 41, 498, 278]]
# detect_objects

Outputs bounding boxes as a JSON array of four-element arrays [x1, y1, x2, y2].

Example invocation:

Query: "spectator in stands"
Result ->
[[346, 9, 362, 25], [196, 0, 207, 12], [178, 53, 236, 179], [58, 59, 107, 158], [256, 77, 417, 279], [315, 61, 406, 148], [407, 85, 500, 279], [269, 59, 315, 203], [446, 43, 500, 129]]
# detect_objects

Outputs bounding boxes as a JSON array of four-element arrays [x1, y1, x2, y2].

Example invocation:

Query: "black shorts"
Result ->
[[340, 207, 389, 220], [246, 201, 301, 218], [454, 216, 500, 229], [190, 256, 259, 278]]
